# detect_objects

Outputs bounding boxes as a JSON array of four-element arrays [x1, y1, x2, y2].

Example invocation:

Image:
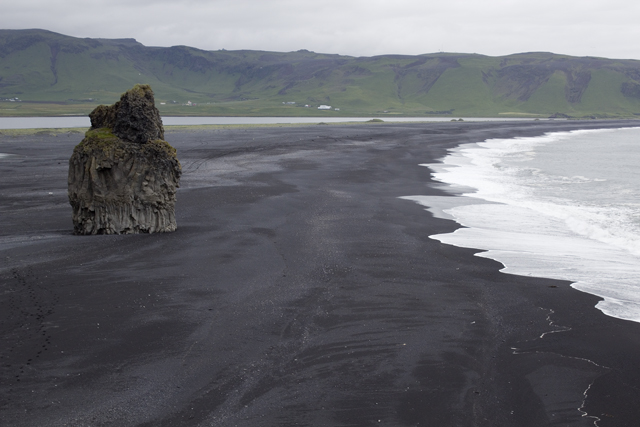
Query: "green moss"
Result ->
[[76, 127, 119, 151], [126, 84, 153, 99], [74, 127, 177, 159], [146, 139, 177, 158]]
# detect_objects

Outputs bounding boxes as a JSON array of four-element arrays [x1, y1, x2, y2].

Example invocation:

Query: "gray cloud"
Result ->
[[3, 0, 640, 59]]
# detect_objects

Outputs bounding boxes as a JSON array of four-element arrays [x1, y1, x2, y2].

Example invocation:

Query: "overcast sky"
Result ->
[[3, 0, 640, 59]]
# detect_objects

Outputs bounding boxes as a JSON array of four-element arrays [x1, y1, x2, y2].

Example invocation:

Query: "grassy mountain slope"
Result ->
[[1, 29, 640, 117]]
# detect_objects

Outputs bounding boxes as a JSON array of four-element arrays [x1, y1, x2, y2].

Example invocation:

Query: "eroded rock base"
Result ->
[[68, 129, 181, 235], [71, 200, 177, 235]]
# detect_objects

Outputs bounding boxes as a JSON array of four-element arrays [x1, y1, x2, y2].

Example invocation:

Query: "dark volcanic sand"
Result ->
[[2, 121, 640, 426]]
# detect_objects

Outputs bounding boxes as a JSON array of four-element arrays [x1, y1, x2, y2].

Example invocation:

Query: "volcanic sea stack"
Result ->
[[68, 85, 181, 234]]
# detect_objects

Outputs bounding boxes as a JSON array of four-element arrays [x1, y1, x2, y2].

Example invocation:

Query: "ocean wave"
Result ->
[[407, 127, 640, 324]]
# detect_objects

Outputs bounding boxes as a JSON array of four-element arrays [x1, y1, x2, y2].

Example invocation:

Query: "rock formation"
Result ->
[[68, 84, 181, 234]]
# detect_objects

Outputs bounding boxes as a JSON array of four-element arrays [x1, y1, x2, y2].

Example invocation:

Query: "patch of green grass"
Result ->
[[423, 66, 497, 116], [75, 126, 178, 158], [0, 128, 85, 136], [76, 127, 119, 153], [521, 71, 569, 114], [580, 70, 640, 114]]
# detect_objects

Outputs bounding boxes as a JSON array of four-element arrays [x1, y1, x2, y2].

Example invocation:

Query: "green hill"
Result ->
[[2, 29, 640, 118]]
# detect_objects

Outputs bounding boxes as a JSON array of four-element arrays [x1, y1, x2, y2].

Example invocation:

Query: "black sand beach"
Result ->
[[2, 120, 640, 426]]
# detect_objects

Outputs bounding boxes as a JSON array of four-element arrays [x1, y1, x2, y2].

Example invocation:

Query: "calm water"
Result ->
[[404, 127, 640, 323], [0, 116, 540, 130]]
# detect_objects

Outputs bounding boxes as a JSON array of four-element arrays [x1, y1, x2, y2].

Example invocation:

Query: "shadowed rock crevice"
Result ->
[[68, 84, 181, 235]]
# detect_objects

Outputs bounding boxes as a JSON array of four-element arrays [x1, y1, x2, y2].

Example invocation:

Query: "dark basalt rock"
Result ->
[[69, 85, 181, 235], [89, 84, 164, 144]]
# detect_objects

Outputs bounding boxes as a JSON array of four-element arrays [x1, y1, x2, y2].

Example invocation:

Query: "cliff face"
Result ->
[[68, 85, 181, 235]]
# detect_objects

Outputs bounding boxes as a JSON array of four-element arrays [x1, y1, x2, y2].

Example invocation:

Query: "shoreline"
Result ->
[[416, 126, 640, 326], [1, 121, 640, 425]]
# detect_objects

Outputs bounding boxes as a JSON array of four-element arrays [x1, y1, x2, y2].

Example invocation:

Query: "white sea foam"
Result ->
[[404, 127, 640, 323]]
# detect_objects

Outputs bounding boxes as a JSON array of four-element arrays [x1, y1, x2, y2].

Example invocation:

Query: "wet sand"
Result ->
[[2, 121, 640, 426]]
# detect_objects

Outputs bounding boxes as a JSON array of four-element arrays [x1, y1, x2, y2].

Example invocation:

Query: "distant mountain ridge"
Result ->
[[1, 29, 640, 117]]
